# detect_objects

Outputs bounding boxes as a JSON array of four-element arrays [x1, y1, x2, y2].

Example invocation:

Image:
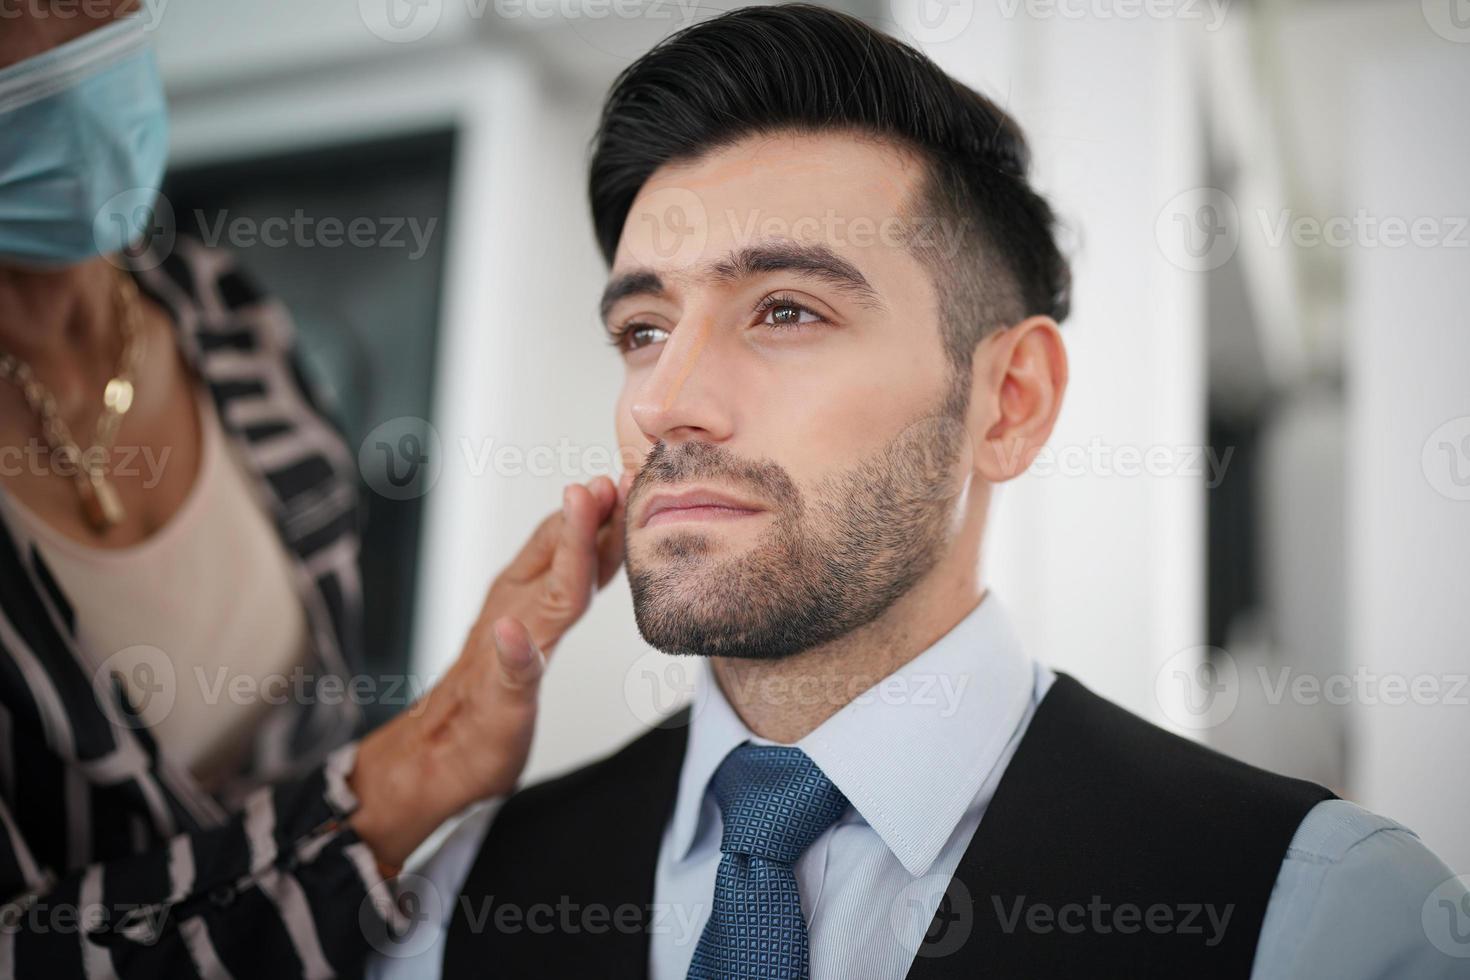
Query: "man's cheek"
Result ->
[[613, 394, 643, 463], [616, 433, 649, 479]]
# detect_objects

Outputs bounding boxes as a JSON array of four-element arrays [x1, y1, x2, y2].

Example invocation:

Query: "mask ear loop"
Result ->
[[0, 14, 151, 115]]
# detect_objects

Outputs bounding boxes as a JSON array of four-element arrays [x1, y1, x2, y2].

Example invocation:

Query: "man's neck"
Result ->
[[710, 565, 986, 744]]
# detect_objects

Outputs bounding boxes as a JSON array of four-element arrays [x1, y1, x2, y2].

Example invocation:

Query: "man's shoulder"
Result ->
[[1278, 797, 1457, 906], [1254, 798, 1467, 978], [1043, 675, 1469, 976], [1035, 673, 1335, 818], [1283, 797, 1416, 863]]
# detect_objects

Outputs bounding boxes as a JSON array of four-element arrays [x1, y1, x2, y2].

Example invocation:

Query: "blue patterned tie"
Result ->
[[687, 744, 850, 980]]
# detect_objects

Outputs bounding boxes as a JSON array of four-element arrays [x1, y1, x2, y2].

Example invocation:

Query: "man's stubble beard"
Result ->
[[625, 385, 970, 661]]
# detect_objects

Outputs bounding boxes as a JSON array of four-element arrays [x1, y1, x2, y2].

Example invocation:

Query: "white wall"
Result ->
[[1345, 49, 1470, 872], [911, 3, 1208, 725]]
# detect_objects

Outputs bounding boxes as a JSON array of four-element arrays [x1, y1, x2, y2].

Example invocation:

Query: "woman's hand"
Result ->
[[348, 474, 627, 870], [476, 474, 627, 654]]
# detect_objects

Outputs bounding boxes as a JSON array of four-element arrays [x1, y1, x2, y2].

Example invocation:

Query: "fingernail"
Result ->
[[500, 639, 534, 670], [494, 623, 535, 669]]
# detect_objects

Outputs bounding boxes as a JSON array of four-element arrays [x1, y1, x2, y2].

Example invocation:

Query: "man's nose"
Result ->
[[628, 317, 735, 447]]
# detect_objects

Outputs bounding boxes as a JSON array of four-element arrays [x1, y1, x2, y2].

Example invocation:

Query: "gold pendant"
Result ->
[[79, 469, 126, 532], [103, 376, 135, 415]]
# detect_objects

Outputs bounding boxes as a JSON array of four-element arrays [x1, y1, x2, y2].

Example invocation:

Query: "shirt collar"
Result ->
[[667, 591, 1036, 878]]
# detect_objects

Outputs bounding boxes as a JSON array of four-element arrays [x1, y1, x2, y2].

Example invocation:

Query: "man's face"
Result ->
[[606, 130, 975, 660]]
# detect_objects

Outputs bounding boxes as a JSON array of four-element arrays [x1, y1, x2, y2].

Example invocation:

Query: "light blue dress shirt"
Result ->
[[369, 594, 1469, 979]]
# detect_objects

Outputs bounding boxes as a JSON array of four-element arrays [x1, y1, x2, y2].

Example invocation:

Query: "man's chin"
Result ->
[[629, 525, 760, 565], [631, 609, 802, 662], [628, 566, 769, 659]]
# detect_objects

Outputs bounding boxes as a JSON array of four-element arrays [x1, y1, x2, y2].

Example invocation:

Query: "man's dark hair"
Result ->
[[588, 2, 1072, 375]]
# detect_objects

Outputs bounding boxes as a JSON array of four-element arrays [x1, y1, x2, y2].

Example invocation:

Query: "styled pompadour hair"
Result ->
[[588, 3, 1071, 373]]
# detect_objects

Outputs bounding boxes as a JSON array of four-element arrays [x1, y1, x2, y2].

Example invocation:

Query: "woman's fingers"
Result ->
[[484, 476, 631, 653], [491, 616, 545, 692], [497, 509, 562, 586], [546, 483, 601, 606], [617, 468, 634, 506], [587, 474, 618, 519], [596, 497, 626, 587], [602, 470, 636, 585]]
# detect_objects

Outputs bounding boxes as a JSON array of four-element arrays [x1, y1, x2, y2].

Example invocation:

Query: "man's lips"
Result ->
[[639, 487, 767, 528]]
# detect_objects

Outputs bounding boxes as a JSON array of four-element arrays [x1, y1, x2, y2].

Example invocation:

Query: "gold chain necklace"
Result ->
[[0, 271, 147, 532]]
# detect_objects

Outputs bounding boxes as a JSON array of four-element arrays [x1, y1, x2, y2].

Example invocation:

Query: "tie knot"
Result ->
[[709, 744, 849, 864]]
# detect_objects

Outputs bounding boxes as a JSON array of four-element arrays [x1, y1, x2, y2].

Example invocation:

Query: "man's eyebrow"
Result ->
[[599, 269, 664, 323], [598, 241, 885, 323], [710, 242, 885, 310]]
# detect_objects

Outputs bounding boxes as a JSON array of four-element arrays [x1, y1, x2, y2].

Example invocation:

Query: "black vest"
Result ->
[[444, 673, 1333, 979]]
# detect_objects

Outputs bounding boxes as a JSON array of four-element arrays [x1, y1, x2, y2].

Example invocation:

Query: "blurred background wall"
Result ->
[[141, 0, 1468, 869]]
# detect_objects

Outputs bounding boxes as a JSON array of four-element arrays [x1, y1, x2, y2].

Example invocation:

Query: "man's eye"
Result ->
[[610, 323, 669, 353], [757, 298, 823, 329]]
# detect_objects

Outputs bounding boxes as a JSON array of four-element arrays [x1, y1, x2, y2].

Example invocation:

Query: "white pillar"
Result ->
[[1345, 49, 1470, 871]]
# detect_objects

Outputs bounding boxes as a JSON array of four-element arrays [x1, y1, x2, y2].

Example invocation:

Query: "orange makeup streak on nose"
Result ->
[[662, 317, 714, 410]]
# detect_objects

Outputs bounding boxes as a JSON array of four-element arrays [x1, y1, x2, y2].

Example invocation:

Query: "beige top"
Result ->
[[4, 389, 311, 787]]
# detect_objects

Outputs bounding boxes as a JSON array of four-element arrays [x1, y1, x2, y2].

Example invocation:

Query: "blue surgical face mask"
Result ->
[[0, 16, 169, 266]]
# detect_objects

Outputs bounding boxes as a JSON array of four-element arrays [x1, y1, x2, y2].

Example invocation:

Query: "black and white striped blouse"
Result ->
[[0, 238, 397, 978]]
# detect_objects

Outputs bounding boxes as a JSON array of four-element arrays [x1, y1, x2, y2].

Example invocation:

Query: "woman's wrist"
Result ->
[[346, 715, 456, 871]]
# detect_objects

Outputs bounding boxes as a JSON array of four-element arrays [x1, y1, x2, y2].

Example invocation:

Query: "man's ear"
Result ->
[[967, 315, 1068, 483]]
